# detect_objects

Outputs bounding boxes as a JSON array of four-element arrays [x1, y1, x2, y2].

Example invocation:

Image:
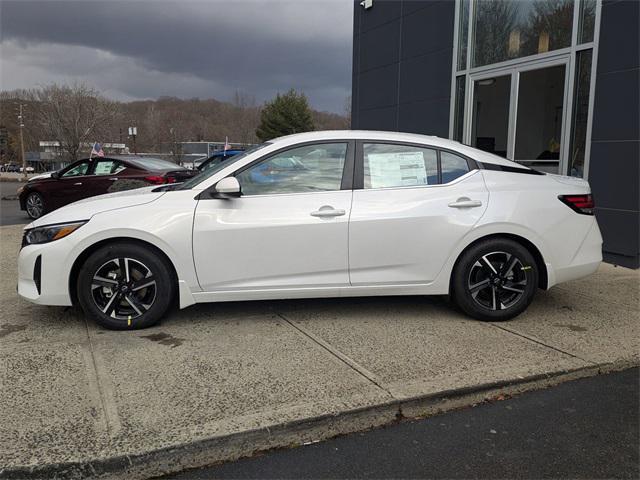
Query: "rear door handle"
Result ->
[[109, 177, 118, 181], [310, 206, 346, 218], [73, 182, 83, 186], [448, 197, 482, 208]]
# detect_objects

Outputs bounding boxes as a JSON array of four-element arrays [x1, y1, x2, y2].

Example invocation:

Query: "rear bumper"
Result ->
[[547, 220, 603, 287]]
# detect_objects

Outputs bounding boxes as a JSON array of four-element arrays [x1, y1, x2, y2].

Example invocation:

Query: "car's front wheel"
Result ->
[[451, 238, 538, 322], [25, 191, 45, 219], [77, 242, 175, 330]]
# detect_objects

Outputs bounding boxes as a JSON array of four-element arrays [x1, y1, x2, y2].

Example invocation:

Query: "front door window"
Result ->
[[61, 161, 90, 177], [236, 143, 347, 196]]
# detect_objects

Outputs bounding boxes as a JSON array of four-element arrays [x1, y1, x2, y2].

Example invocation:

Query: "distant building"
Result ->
[[163, 141, 255, 157], [38, 141, 128, 170]]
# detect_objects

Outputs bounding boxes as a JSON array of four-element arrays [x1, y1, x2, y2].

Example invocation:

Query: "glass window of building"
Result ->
[[457, 0, 470, 70], [453, 76, 466, 142], [578, 0, 597, 43], [471, 75, 511, 158], [568, 50, 593, 177], [514, 65, 566, 163], [473, 0, 574, 68], [451, 1, 599, 178]]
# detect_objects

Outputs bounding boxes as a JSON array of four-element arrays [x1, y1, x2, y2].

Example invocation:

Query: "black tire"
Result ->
[[451, 238, 538, 322], [25, 191, 45, 219], [77, 242, 175, 330]]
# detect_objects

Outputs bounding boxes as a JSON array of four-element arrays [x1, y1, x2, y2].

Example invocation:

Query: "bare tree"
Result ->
[[1, 83, 348, 158], [36, 83, 119, 162]]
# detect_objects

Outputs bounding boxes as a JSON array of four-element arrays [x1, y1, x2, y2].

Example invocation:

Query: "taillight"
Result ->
[[558, 194, 594, 215], [144, 175, 166, 185], [166, 176, 177, 183]]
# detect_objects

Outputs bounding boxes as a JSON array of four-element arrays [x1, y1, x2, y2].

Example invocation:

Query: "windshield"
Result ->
[[178, 143, 270, 190]]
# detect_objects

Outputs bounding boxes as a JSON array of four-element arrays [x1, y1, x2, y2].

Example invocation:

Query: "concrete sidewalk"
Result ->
[[0, 224, 638, 479]]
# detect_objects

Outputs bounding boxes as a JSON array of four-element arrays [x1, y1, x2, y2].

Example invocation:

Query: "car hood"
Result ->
[[28, 172, 53, 182], [27, 186, 165, 229]]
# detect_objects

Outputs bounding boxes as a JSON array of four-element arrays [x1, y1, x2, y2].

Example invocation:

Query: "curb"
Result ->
[[0, 177, 29, 183], [1, 359, 637, 480]]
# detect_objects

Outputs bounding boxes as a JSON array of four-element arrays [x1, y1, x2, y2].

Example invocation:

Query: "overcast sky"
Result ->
[[1, 0, 353, 113]]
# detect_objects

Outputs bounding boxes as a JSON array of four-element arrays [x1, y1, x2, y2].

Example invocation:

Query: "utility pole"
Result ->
[[18, 104, 27, 180]]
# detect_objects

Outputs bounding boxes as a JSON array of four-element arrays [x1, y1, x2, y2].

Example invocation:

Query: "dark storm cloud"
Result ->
[[1, 0, 353, 112]]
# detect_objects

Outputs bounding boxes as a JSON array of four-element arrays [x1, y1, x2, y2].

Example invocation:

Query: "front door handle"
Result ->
[[73, 182, 83, 186], [310, 205, 346, 218], [448, 197, 482, 208]]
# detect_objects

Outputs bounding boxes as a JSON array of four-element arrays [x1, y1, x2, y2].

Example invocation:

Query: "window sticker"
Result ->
[[94, 161, 115, 175], [367, 151, 428, 188]]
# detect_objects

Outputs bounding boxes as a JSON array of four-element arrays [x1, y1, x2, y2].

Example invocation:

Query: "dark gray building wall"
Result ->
[[351, 0, 455, 136], [589, 0, 640, 268]]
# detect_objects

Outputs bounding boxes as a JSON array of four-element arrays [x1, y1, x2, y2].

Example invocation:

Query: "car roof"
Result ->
[[210, 150, 244, 157], [271, 130, 527, 169]]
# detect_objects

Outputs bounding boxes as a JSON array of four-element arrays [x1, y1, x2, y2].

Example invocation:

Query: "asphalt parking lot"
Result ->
[[0, 223, 638, 479], [0, 182, 29, 226]]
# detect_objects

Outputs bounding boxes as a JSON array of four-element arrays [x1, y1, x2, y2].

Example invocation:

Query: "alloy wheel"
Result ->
[[91, 258, 157, 320], [26, 193, 44, 218], [467, 251, 528, 311]]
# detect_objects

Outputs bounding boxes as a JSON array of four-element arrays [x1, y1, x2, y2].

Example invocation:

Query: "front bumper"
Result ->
[[17, 241, 74, 306]]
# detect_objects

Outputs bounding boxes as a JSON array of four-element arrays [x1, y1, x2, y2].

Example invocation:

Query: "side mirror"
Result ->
[[212, 176, 241, 199], [51, 171, 60, 179]]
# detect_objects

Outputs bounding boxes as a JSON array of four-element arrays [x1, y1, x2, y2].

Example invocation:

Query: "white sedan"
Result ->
[[17, 131, 602, 329]]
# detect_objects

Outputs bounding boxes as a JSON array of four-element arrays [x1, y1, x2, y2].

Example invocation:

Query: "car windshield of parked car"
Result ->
[[126, 157, 186, 171], [178, 143, 270, 190]]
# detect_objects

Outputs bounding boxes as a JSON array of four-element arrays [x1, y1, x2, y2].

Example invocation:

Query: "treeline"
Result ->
[[0, 84, 349, 162]]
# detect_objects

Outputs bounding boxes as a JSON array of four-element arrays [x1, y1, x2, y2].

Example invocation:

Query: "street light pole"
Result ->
[[18, 104, 27, 180]]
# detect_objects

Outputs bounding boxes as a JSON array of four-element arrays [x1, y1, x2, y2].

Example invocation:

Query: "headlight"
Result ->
[[22, 221, 88, 246]]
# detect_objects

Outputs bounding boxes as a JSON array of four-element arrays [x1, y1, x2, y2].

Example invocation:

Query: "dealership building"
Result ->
[[351, 0, 639, 268]]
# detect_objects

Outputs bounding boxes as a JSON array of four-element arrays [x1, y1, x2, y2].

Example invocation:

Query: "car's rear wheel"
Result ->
[[77, 242, 175, 330], [25, 192, 45, 219], [452, 238, 538, 322]]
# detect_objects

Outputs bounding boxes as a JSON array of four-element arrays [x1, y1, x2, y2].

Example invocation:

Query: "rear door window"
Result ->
[[363, 143, 438, 189], [93, 159, 126, 175]]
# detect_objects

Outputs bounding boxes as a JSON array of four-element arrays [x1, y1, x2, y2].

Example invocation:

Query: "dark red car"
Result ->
[[18, 155, 196, 219]]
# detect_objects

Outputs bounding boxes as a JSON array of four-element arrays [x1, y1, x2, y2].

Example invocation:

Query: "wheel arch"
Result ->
[[450, 233, 549, 291], [68, 237, 179, 306], [21, 187, 42, 212]]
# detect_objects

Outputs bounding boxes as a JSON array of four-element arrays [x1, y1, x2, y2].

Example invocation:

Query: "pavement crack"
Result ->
[[276, 313, 395, 399], [489, 323, 595, 365], [82, 316, 122, 439]]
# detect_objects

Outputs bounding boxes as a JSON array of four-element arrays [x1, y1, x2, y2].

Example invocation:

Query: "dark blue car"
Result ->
[[197, 150, 245, 172]]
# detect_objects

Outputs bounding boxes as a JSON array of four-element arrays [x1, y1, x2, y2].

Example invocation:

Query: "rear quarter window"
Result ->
[[440, 151, 470, 183]]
